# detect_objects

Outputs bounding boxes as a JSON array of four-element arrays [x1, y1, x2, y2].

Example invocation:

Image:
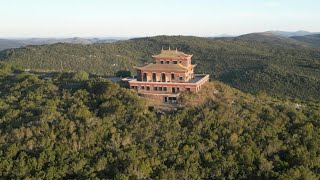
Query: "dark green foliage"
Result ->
[[0, 63, 319, 179], [73, 70, 89, 81], [116, 70, 131, 77], [0, 35, 319, 100], [0, 61, 13, 76]]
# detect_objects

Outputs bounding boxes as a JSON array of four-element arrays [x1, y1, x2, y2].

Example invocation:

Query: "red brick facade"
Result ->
[[128, 49, 209, 103]]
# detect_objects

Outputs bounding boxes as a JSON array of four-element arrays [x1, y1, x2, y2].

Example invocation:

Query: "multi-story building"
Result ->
[[128, 48, 209, 103]]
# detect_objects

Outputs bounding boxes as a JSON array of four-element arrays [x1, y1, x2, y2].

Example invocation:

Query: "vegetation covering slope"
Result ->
[[291, 34, 320, 47], [266, 30, 318, 38], [0, 39, 30, 51], [0, 63, 319, 179], [0, 35, 320, 101], [0, 38, 118, 51], [233, 33, 306, 47]]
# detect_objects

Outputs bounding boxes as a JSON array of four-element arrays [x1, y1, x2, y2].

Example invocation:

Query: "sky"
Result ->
[[0, 0, 319, 38]]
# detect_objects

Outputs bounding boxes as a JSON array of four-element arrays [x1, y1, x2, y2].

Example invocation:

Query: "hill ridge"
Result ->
[[1, 35, 319, 100]]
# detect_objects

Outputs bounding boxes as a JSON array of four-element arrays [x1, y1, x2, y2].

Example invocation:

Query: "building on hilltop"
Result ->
[[127, 48, 209, 103]]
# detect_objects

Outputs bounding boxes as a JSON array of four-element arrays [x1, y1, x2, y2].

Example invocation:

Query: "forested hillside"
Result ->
[[291, 34, 320, 47], [0, 38, 119, 51], [0, 62, 319, 179], [0, 35, 320, 100]]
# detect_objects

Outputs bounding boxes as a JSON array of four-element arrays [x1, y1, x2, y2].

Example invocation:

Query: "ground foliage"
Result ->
[[0, 63, 319, 179]]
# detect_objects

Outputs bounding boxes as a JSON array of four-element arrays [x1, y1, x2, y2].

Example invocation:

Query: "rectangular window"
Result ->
[[159, 87, 163, 91], [141, 86, 145, 90], [166, 61, 170, 64], [146, 86, 150, 91], [163, 87, 167, 91], [154, 86, 158, 91], [161, 61, 164, 64], [173, 61, 178, 64], [179, 77, 183, 81], [186, 88, 191, 91]]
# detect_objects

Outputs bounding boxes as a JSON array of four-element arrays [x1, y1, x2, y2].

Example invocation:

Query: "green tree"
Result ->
[[73, 71, 89, 81]]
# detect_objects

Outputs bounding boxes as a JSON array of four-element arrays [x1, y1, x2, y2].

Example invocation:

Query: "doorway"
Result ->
[[152, 73, 156, 82], [143, 73, 147, 81], [161, 73, 166, 82], [172, 87, 176, 93]]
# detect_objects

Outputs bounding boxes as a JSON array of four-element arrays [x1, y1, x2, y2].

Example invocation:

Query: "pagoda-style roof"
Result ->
[[137, 63, 196, 71], [152, 49, 193, 59]]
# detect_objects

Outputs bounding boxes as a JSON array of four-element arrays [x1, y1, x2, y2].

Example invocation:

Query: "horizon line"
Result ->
[[0, 30, 319, 39]]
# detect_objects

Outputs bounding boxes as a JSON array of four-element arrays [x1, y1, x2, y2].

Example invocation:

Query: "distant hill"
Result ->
[[1, 35, 320, 100], [233, 32, 307, 47], [0, 37, 121, 51], [0, 39, 30, 51], [210, 34, 235, 38], [24, 37, 119, 44], [266, 30, 319, 37], [291, 34, 320, 47]]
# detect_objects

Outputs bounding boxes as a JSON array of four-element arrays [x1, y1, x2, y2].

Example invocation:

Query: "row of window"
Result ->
[[131, 85, 191, 92], [152, 86, 168, 91], [164, 96, 177, 103], [159, 60, 191, 65], [131, 85, 169, 91], [160, 60, 180, 64], [143, 73, 184, 82]]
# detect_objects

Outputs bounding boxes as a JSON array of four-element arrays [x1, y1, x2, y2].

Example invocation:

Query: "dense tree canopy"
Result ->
[[0, 63, 319, 179]]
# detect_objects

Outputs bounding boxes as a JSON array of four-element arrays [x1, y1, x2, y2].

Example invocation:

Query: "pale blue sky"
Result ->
[[1, 0, 319, 37]]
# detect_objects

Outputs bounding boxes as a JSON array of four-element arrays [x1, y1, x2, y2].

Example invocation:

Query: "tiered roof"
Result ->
[[137, 63, 196, 71], [152, 49, 193, 59]]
